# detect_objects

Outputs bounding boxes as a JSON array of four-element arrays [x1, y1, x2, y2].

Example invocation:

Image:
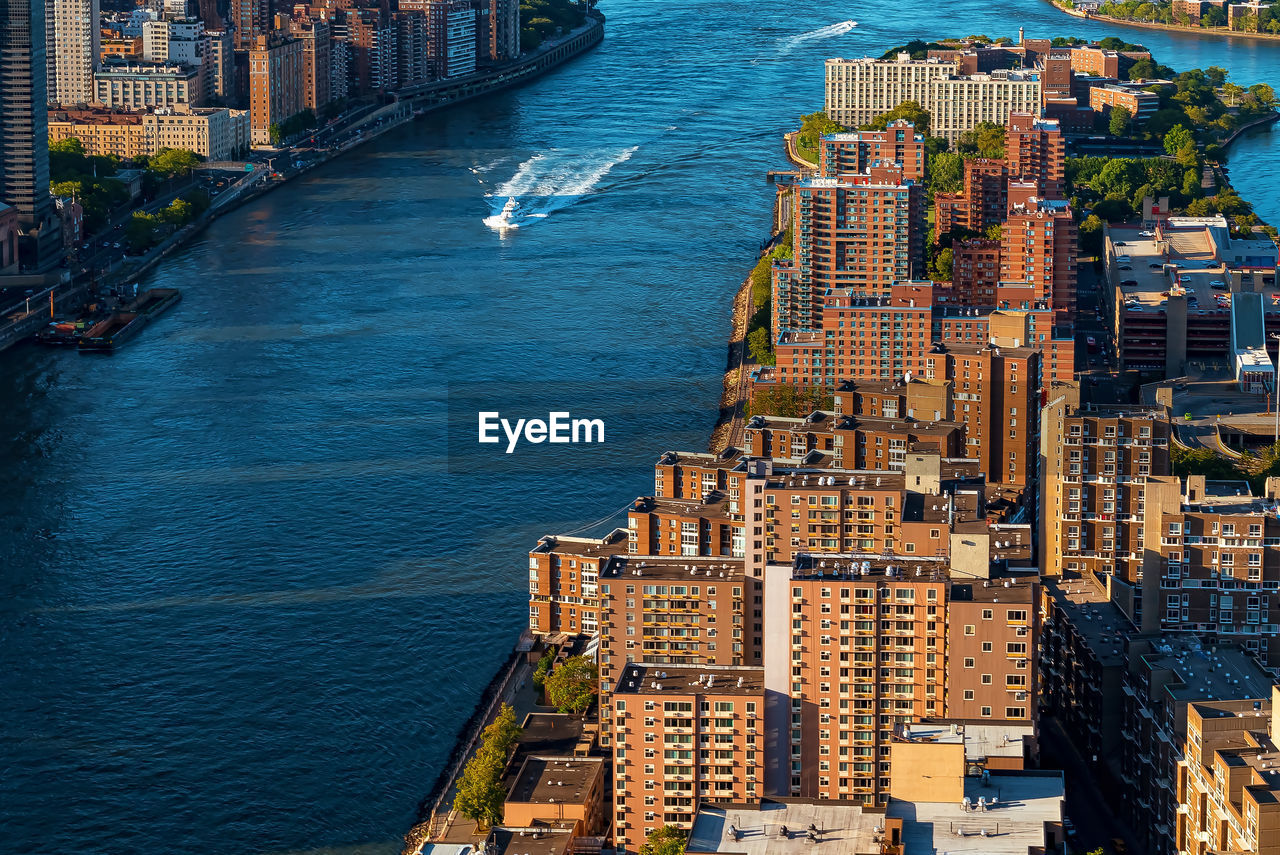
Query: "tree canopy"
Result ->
[[543, 656, 598, 715], [860, 100, 931, 137], [451, 703, 522, 830], [640, 825, 688, 855]]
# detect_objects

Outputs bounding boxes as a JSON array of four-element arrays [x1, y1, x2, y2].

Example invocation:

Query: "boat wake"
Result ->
[[483, 146, 640, 232], [779, 20, 856, 54]]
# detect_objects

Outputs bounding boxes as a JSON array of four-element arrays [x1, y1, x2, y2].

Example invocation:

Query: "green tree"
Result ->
[[795, 111, 845, 162], [930, 247, 954, 281], [160, 198, 194, 225], [983, 223, 1003, 241], [956, 122, 1006, 159], [929, 151, 963, 197], [148, 147, 200, 178], [1109, 106, 1133, 136], [640, 825, 688, 855], [125, 211, 162, 252], [452, 751, 505, 829], [50, 136, 85, 155], [1163, 124, 1194, 158], [543, 656, 598, 715], [747, 327, 774, 366], [1079, 214, 1104, 255], [451, 703, 522, 830], [1127, 57, 1157, 80], [861, 100, 930, 136]]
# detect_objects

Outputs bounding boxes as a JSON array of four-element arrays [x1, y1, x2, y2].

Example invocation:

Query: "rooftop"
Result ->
[[1043, 575, 1134, 667], [506, 756, 602, 807], [899, 721, 1034, 761], [531, 529, 629, 558], [1136, 638, 1274, 705], [486, 827, 574, 855], [686, 800, 883, 855], [614, 663, 764, 696], [887, 772, 1064, 855], [602, 555, 745, 582]]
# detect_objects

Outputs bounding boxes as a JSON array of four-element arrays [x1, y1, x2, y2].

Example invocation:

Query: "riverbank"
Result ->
[[1041, 0, 1280, 41], [92, 14, 605, 305]]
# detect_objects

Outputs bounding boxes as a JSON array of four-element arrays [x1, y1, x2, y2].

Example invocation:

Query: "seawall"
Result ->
[[1040, 0, 1280, 42]]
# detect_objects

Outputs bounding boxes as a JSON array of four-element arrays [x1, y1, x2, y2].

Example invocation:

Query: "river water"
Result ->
[[1, 2, 1275, 853]]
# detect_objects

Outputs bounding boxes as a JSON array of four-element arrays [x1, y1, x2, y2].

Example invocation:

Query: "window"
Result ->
[[963, 657, 975, 668], [963, 625, 975, 636]]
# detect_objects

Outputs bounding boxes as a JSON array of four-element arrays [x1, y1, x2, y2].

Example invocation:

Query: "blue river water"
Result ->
[[0, 2, 1276, 853]]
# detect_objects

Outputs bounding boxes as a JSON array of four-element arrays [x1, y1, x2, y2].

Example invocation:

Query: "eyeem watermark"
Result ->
[[478, 411, 605, 454]]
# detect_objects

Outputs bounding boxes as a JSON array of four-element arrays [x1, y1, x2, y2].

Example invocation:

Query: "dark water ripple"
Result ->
[[0, 0, 1275, 852]]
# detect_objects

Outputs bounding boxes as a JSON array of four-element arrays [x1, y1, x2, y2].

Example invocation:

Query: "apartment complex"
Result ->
[[762, 556, 1039, 804], [773, 165, 924, 332], [824, 55, 1042, 143], [49, 0, 101, 105], [610, 663, 764, 850], [93, 61, 199, 109], [815, 119, 926, 183], [1001, 196, 1078, 323], [248, 33, 303, 144], [48, 105, 249, 159], [1178, 690, 1280, 854], [0, 0, 63, 268]]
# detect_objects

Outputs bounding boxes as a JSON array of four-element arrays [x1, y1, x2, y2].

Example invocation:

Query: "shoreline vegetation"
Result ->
[[1044, 0, 1280, 40], [725, 33, 1278, 419]]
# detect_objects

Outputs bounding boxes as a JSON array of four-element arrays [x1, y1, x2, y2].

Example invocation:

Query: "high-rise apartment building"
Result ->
[[610, 663, 764, 851], [1, 0, 63, 267], [248, 33, 303, 144], [49, 0, 100, 105], [1039, 400, 1172, 622], [93, 61, 200, 109], [773, 164, 924, 333], [204, 28, 233, 101], [762, 556, 1039, 804], [425, 0, 475, 79], [229, 0, 269, 50], [1005, 112, 1065, 199], [928, 71, 1043, 143], [480, 0, 518, 62], [815, 120, 926, 183], [934, 157, 1007, 236], [1000, 196, 1078, 322], [289, 17, 332, 110], [1178, 689, 1280, 854], [528, 529, 628, 638], [824, 54, 956, 131]]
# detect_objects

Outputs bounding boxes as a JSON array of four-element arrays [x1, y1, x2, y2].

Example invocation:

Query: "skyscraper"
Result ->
[[49, 0, 100, 105], [1, 0, 61, 268]]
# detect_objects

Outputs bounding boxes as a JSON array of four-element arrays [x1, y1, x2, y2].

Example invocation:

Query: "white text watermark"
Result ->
[[477, 411, 605, 453]]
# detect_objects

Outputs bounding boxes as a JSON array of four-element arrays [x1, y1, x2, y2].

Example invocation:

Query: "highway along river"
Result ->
[[0, 0, 1274, 852]]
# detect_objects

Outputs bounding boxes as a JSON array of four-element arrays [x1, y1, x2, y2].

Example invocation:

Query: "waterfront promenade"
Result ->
[[1041, 0, 1280, 41]]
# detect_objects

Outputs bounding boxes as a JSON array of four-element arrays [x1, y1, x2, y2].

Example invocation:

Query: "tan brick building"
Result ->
[[610, 663, 764, 852]]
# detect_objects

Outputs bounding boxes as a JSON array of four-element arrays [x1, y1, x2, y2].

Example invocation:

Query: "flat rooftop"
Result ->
[[900, 721, 1034, 760], [603, 555, 745, 582], [506, 756, 602, 807], [887, 772, 1064, 854], [487, 828, 573, 855], [686, 800, 882, 855], [614, 663, 764, 696], [1043, 575, 1134, 667], [531, 529, 629, 557], [1138, 638, 1274, 705]]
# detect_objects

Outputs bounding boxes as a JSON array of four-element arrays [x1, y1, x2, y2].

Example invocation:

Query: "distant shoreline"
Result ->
[[1040, 0, 1280, 42]]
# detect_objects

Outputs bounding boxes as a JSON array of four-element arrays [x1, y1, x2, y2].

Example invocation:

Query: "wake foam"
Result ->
[[483, 146, 640, 231], [779, 20, 856, 53]]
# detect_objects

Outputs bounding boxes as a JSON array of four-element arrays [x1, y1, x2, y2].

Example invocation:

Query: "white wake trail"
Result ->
[[484, 146, 640, 232], [779, 20, 856, 54]]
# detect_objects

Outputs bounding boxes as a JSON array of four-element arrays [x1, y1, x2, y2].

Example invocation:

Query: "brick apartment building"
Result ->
[[762, 555, 1039, 804], [1001, 196, 1079, 323], [816, 119, 926, 183], [1005, 112, 1066, 199], [775, 165, 925, 332], [610, 663, 764, 850]]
